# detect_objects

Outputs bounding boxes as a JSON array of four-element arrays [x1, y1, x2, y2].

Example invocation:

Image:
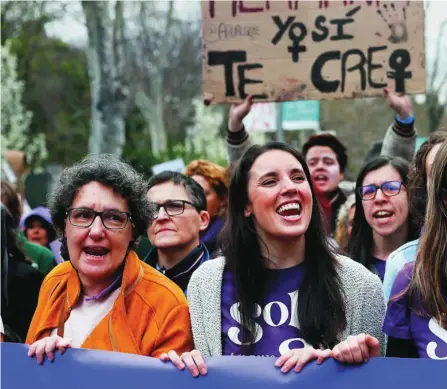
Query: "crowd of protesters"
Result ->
[[1, 88, 446, 373]]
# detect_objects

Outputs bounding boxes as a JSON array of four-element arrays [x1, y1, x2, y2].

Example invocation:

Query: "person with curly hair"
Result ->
[[185, 160, 228, 255], [383, 130, 447, 301], [26, 155, 193, 364]]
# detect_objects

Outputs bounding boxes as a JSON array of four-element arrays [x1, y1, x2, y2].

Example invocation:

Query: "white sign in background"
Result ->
[[151, 158, 186, 175], [243, 103, 278, 133]]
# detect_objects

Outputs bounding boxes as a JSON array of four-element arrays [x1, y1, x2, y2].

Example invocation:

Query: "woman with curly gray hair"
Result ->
[[26, 155, 193, 364]]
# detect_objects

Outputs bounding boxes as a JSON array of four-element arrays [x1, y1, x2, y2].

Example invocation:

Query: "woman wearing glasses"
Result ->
[[26, 155, 193, 364], [383, 140, 447, 358], [348, 157, 418, 281]]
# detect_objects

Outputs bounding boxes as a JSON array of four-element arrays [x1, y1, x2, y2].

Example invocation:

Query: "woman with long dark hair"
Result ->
[[383, 140, 447, 358], [162, 142, 385, 375], [348, 157, 418, 281]]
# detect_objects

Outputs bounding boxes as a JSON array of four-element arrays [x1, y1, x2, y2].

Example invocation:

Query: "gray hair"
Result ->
[[48, 154, 152, 248]]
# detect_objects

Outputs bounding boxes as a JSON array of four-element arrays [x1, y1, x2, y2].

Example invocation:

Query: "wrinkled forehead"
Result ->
[[71, 182, 129, 212], [147, 181, 191, 203]]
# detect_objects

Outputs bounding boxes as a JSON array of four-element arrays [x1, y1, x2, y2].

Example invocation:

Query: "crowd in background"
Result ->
[[1, 89, 447, 373]]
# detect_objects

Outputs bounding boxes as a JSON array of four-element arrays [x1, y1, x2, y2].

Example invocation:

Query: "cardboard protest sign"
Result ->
[[201, 1, 425, 104]]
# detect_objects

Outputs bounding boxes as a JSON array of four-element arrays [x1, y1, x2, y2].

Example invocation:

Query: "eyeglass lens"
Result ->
[[70, 209, 128, 228], [152, 201, 186, 217], [361, 181, 402, 199]]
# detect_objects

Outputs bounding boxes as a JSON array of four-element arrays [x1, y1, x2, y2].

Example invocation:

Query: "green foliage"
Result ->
[[1, 40, 47, 170], [2, 7, 91, 167]]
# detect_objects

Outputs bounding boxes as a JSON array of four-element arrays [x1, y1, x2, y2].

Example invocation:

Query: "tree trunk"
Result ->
[[134, 1, 174, 156], [427, 93, 445, 132], [135, 91, 167, 155], [82, 1, 129, 156], [426, 19, 447, 133]]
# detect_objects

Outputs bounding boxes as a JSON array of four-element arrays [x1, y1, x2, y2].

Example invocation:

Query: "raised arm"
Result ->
[[381, 88, 417, 162], [226, 95, 253, 163]]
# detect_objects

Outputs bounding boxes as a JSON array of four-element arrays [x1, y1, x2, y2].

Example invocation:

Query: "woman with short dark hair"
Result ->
[[26, 154, 193, 364]]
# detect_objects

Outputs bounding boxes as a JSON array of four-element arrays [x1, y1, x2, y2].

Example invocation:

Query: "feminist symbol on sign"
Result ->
[[387, 49, 412, 93]]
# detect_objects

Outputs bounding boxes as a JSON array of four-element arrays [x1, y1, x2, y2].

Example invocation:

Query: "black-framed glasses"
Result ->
[[149, 200, 200, 219], [359, 181, 405, 201], [66, 208, 132, 230]]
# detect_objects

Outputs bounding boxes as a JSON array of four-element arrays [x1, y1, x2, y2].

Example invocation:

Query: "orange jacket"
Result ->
[[26, 251, 193, 357]]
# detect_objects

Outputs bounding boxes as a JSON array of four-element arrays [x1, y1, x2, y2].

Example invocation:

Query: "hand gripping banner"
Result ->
[[1, 343, 444, 389]]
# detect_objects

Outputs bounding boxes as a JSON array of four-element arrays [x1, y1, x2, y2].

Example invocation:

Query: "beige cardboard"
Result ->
[[202, 0, 425, 104]]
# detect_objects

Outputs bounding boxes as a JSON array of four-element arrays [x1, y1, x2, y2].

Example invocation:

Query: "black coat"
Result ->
[[3, 258, 44, 342], [1, 204, 44, 342]]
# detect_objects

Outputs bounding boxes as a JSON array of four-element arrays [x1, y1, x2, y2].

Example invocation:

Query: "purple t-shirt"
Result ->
[[221, 262, 308, 357], [373, 257, 386, 282], [383, 262, 447, 359]]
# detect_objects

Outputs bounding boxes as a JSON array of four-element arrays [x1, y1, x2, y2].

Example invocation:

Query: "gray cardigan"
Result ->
[[187, 255, 386, 357]]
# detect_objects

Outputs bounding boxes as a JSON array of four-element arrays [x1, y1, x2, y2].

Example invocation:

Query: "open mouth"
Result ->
[[84, 246, 110, 257], [373, 210, 394, 219], [313, 174, 328, 183], [276, 202, 302, 219]]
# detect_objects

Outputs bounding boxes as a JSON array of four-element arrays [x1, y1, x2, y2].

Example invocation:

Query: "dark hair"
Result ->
[[364, 140, 383, 165], [1, 181, 21, 225], [221, 142, 346, 351], [24, 216, 57, 245], [409, 130, 447, 231], [0, 182, 35, 264], [147, 171, 207, 211], [48, 154, 152, 249], [0, 203, 31, 265], [302, 134, 348, 173], [348, 157, 418, 270]]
